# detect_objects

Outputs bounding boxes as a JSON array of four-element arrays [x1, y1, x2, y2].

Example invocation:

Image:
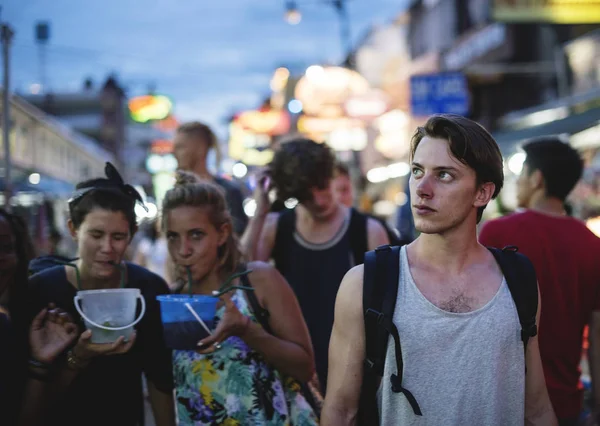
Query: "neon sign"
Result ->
[[129, 95, 173, 123]]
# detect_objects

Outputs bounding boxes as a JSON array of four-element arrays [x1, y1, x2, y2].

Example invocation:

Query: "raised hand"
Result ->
[[253, 169, 272, 218], [29, 306, 79, 364], [196, 295, 251, 353]]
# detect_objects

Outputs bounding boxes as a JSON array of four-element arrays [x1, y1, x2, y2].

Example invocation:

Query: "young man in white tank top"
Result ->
[[322, 114, 557, 425]]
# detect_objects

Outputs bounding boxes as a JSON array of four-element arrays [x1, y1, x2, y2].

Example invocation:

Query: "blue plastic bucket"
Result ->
[[156, 294, 218, 350]]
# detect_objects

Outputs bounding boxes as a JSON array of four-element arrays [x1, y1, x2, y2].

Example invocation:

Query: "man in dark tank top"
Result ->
[[242, 138, 389, 391]]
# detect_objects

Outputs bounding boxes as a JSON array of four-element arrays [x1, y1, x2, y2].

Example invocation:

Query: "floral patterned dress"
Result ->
[[173, 290, 318, 426]]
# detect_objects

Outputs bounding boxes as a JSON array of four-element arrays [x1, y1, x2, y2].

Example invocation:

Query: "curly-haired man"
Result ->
[[242, 138, 389, 391]]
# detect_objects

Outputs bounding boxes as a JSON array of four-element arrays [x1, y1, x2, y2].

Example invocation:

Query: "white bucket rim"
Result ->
[[74, 290, 146, 331], [76, 288, 141, 296]]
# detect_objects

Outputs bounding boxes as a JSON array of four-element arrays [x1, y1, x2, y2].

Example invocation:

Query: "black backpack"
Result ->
[[358, 244, 538, 424]]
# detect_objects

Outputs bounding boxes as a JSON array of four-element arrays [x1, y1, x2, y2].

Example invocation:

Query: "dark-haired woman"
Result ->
[[0, 208, 35, 425], [0, 209, 79, 426], [23, 163, 176, 426]]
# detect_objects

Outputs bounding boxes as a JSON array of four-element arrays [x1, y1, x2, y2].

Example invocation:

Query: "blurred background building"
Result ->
[[2, 0, 600, 252]]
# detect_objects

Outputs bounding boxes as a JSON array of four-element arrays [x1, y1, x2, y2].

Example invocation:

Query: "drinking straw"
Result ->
[[184, 303, 213, 336], [183, 267, 255, 298], [49, 258, 82, 291], [186, 266, 194, 297], [211, 269, 254, 297]]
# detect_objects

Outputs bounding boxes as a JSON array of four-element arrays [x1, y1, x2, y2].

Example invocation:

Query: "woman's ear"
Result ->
[[218, 222, 231, 246]]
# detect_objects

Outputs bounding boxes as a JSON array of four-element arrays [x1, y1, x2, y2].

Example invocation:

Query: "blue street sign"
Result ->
[[410, 72, 470, 117]]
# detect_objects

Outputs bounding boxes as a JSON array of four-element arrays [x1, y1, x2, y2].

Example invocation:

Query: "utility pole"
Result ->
[[332, 0, 352, 66], [1, 16, 14, 209]]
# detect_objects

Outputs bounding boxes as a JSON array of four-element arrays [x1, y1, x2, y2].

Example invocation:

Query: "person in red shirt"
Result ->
[[480, 136, 600, 426]]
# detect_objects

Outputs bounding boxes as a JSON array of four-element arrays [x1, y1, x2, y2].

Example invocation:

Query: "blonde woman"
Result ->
[[162, 171, 318, 425]]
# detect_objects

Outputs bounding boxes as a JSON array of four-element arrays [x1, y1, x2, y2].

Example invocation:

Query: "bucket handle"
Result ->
[[73, 293, 146, 331]]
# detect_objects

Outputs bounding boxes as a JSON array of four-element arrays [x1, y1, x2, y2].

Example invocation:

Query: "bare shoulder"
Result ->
[[246, 260, 286, 294], [367, 217, 386, 236], [247, 260, 277, 281], [366, 216, 390, 249], [336, 264, 365, 313]]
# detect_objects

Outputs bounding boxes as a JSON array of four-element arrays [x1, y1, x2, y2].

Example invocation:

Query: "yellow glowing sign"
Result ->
[[295, 66, 370, 117], [228, 122, 274, 166], [235, 110, 290, 135], [129, 95, 173, 123], [297, 116, 364, 134], [493, 0, 600, 23]]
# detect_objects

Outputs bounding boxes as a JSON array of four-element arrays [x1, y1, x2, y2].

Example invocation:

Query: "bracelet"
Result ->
[[28, 358, 52, 370], [28, 367, 52, 383]]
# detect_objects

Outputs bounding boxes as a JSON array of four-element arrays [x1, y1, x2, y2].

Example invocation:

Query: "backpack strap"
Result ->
[[349, 208, 368, 266], [488, 246, 538, 357], [272, 209, 296, 271], [362, 245, 422, 417]]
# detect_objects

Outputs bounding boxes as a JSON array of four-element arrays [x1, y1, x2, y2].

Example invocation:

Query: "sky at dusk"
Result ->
[[4, 0, 409, 136]]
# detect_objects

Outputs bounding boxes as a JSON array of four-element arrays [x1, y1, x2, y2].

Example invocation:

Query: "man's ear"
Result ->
[[67, 219, 77, 240], [474, 182, 496, 208], [530, 169, 544, 191]]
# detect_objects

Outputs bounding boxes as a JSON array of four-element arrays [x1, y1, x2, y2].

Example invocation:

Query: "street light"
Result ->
[[285, 1, 302, 25], [283, 0, 352, 61]]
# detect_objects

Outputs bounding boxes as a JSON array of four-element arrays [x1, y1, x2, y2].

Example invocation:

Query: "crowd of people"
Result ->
[[1, 114, 599, 426]]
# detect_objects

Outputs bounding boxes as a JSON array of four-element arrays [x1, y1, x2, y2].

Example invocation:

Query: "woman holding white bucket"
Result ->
[[23, 163, 176, 426], [161, 171, 318, 425]]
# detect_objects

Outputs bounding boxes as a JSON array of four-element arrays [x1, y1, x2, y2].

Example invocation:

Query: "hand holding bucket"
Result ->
[[74, 289, 146, 344]]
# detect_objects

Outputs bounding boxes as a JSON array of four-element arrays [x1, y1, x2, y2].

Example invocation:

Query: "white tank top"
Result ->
[[377, 246, 525, 425]]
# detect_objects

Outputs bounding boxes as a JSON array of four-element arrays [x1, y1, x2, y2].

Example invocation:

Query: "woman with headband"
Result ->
[[22, 163, 176, 426], [162, 171, 318, 425]]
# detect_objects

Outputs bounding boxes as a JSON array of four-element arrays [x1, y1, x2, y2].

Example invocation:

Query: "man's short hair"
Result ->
[[177, 121, 217, 149], [523, 136, 583, 201], [334, 162, 350, 178], [270, 138, 335, 202], [410, 114, 504, 222]]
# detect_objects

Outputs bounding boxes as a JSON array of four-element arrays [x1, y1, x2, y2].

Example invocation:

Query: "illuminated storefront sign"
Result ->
[[150, 139, 174, 155], [153, 115, 180, 132], [493, 0, 600, 24], [328, 128, 368, 151], [297, 116, 364, 134], [344, 90, 390, 120], [234, 109, 290, 136], [228, 122, 274, 166], [295, 66, 370, 117], [374, 110, 412, 159], [129, 95, 173, 123]]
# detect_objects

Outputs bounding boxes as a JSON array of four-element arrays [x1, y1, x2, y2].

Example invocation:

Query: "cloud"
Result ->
[[11, 0, 408, 136]]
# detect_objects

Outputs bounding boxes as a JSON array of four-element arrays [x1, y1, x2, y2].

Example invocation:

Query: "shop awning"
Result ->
[[493, 106, 600, 155]]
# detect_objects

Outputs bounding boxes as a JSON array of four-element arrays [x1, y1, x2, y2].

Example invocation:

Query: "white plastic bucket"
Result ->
[[74, 289, 146, 344]]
